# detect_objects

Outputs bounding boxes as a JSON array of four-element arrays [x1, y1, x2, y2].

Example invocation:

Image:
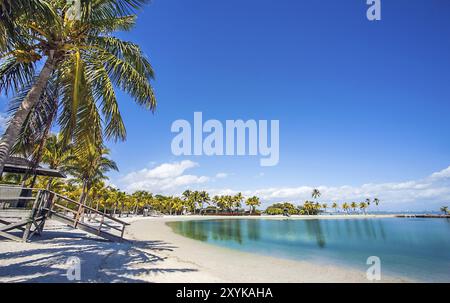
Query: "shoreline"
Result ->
[[0, 215, 415, 282], [123, 215, 413, 283]]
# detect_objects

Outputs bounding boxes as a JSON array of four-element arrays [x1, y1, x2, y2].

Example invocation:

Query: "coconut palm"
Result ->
[[117, 191, 127, 217], [0, 0, 156, 174], [233, 192, 243, 210], [37, 133, 74, 188], [0, 0, 55, 49], [373, 198, 380, 212], [332, 202, 338, 213], [311, 188, 321, 200], [198, 190, 210, 215], [440, 206, 449, 215], [342, 202, 350, 214], [215, 195, 228, 212], [322, 203, 328, 214], [65, 144, 118, 207], [350, 202, 358, 214], [359, 202, 368, 215], [245, 196, 261, 214]]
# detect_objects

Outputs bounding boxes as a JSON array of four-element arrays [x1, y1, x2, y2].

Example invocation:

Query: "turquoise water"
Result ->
[[167, 218, 450, 282]]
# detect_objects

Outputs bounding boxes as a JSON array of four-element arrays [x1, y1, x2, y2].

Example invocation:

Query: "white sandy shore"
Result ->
[[0, 215, 413, 283]]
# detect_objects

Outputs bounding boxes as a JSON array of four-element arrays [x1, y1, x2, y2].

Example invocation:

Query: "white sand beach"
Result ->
[[0, 215, 412, 283]]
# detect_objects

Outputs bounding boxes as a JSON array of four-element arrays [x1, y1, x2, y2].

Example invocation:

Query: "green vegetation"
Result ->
[[0, 0, 155, 174], [0, 1, 162, 217], [263, 190, 380, 215]]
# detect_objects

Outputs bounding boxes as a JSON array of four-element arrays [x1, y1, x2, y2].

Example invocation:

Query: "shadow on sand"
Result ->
[[0, 229, 196, 282]]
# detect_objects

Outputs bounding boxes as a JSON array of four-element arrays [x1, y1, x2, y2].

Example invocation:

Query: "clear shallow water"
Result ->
[[167, 218, 450, 282]]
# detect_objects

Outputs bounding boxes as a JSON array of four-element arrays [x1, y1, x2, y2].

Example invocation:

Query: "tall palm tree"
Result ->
[[0, 0, 156, 174], [440, 206, 449, 215], [373, 198, 380, 212], [322, 203, 328, 214], [311, 188, 321, 200]]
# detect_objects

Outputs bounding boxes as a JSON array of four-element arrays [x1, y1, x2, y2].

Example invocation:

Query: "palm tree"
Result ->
[[66, 144, 118, 207], [38, 133, 73, 189], [234, 192, 244, 211], [440, 206, 449, 215], [350, 202, 358, 214], [303, 201, 311, 215], [245, 196, 261, 214], [216, 196, 227, 212], [359, 202, 368, 215], [311, 188, 321, 200], [0, 0, 156, 174], [332, 202, 338, 213], [373, 198, 380, 212], [322, 203, 328, 214], [198, 190, 210, 215], [342, 202, 350, 214]]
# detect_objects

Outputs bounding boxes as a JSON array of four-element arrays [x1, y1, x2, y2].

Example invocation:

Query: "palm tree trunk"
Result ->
[[0, 56, 57, 174], [30, 103, 57, 188], [113, 202, 117, 217]]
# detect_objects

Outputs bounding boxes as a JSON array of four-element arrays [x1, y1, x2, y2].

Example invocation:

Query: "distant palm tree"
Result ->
[[440, 206, 449, 215], [322, 203, 328, 214], [246, 196, 261, 214], [342, 203, 350, 214], [365, 198, 371, 213], [373, 198, 380, 212], [332, 202, 338, 213], [312, 189, 321, 200], [350, 202, 358, 214], [233, 192, 244, 210], [198, 190, 210, 215], [359, 202, 368, 215]]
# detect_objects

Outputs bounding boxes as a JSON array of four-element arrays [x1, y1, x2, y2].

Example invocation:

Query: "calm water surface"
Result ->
[[167, 218, 450, 282]]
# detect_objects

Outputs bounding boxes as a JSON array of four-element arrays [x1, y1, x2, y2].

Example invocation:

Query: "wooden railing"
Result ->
[[46, 191, 129, 241], [0, 185, 129, 242]]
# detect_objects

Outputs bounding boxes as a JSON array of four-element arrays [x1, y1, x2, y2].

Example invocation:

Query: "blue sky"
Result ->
[[3, 0, 450, 210]]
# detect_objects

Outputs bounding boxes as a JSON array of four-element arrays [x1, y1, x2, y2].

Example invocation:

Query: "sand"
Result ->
[[0, 215, 412, 283]]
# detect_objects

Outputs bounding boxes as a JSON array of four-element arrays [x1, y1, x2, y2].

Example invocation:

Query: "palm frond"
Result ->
[[0, 55, 36, 95]]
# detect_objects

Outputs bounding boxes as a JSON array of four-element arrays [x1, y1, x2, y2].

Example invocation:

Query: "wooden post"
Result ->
[[98, 214, 104, 234], [74, 197, 88, 228], [36, 191, 53, 234], [22, 191, 41, 242], [120, 224, 125, 239]]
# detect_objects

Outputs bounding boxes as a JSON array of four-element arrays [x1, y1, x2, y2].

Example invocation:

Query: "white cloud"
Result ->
[[120, 160, 209, 193], [215, 172, 228, 179], [429, 166, 450, 180], [205, 166, 450, 210], [117, 163, 450, 210]]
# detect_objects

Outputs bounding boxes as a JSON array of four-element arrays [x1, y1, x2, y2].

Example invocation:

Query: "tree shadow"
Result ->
[[0, 229, 196, 283]]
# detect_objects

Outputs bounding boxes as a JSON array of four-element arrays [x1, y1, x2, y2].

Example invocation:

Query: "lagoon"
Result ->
[[167, 217, 450, 282]]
